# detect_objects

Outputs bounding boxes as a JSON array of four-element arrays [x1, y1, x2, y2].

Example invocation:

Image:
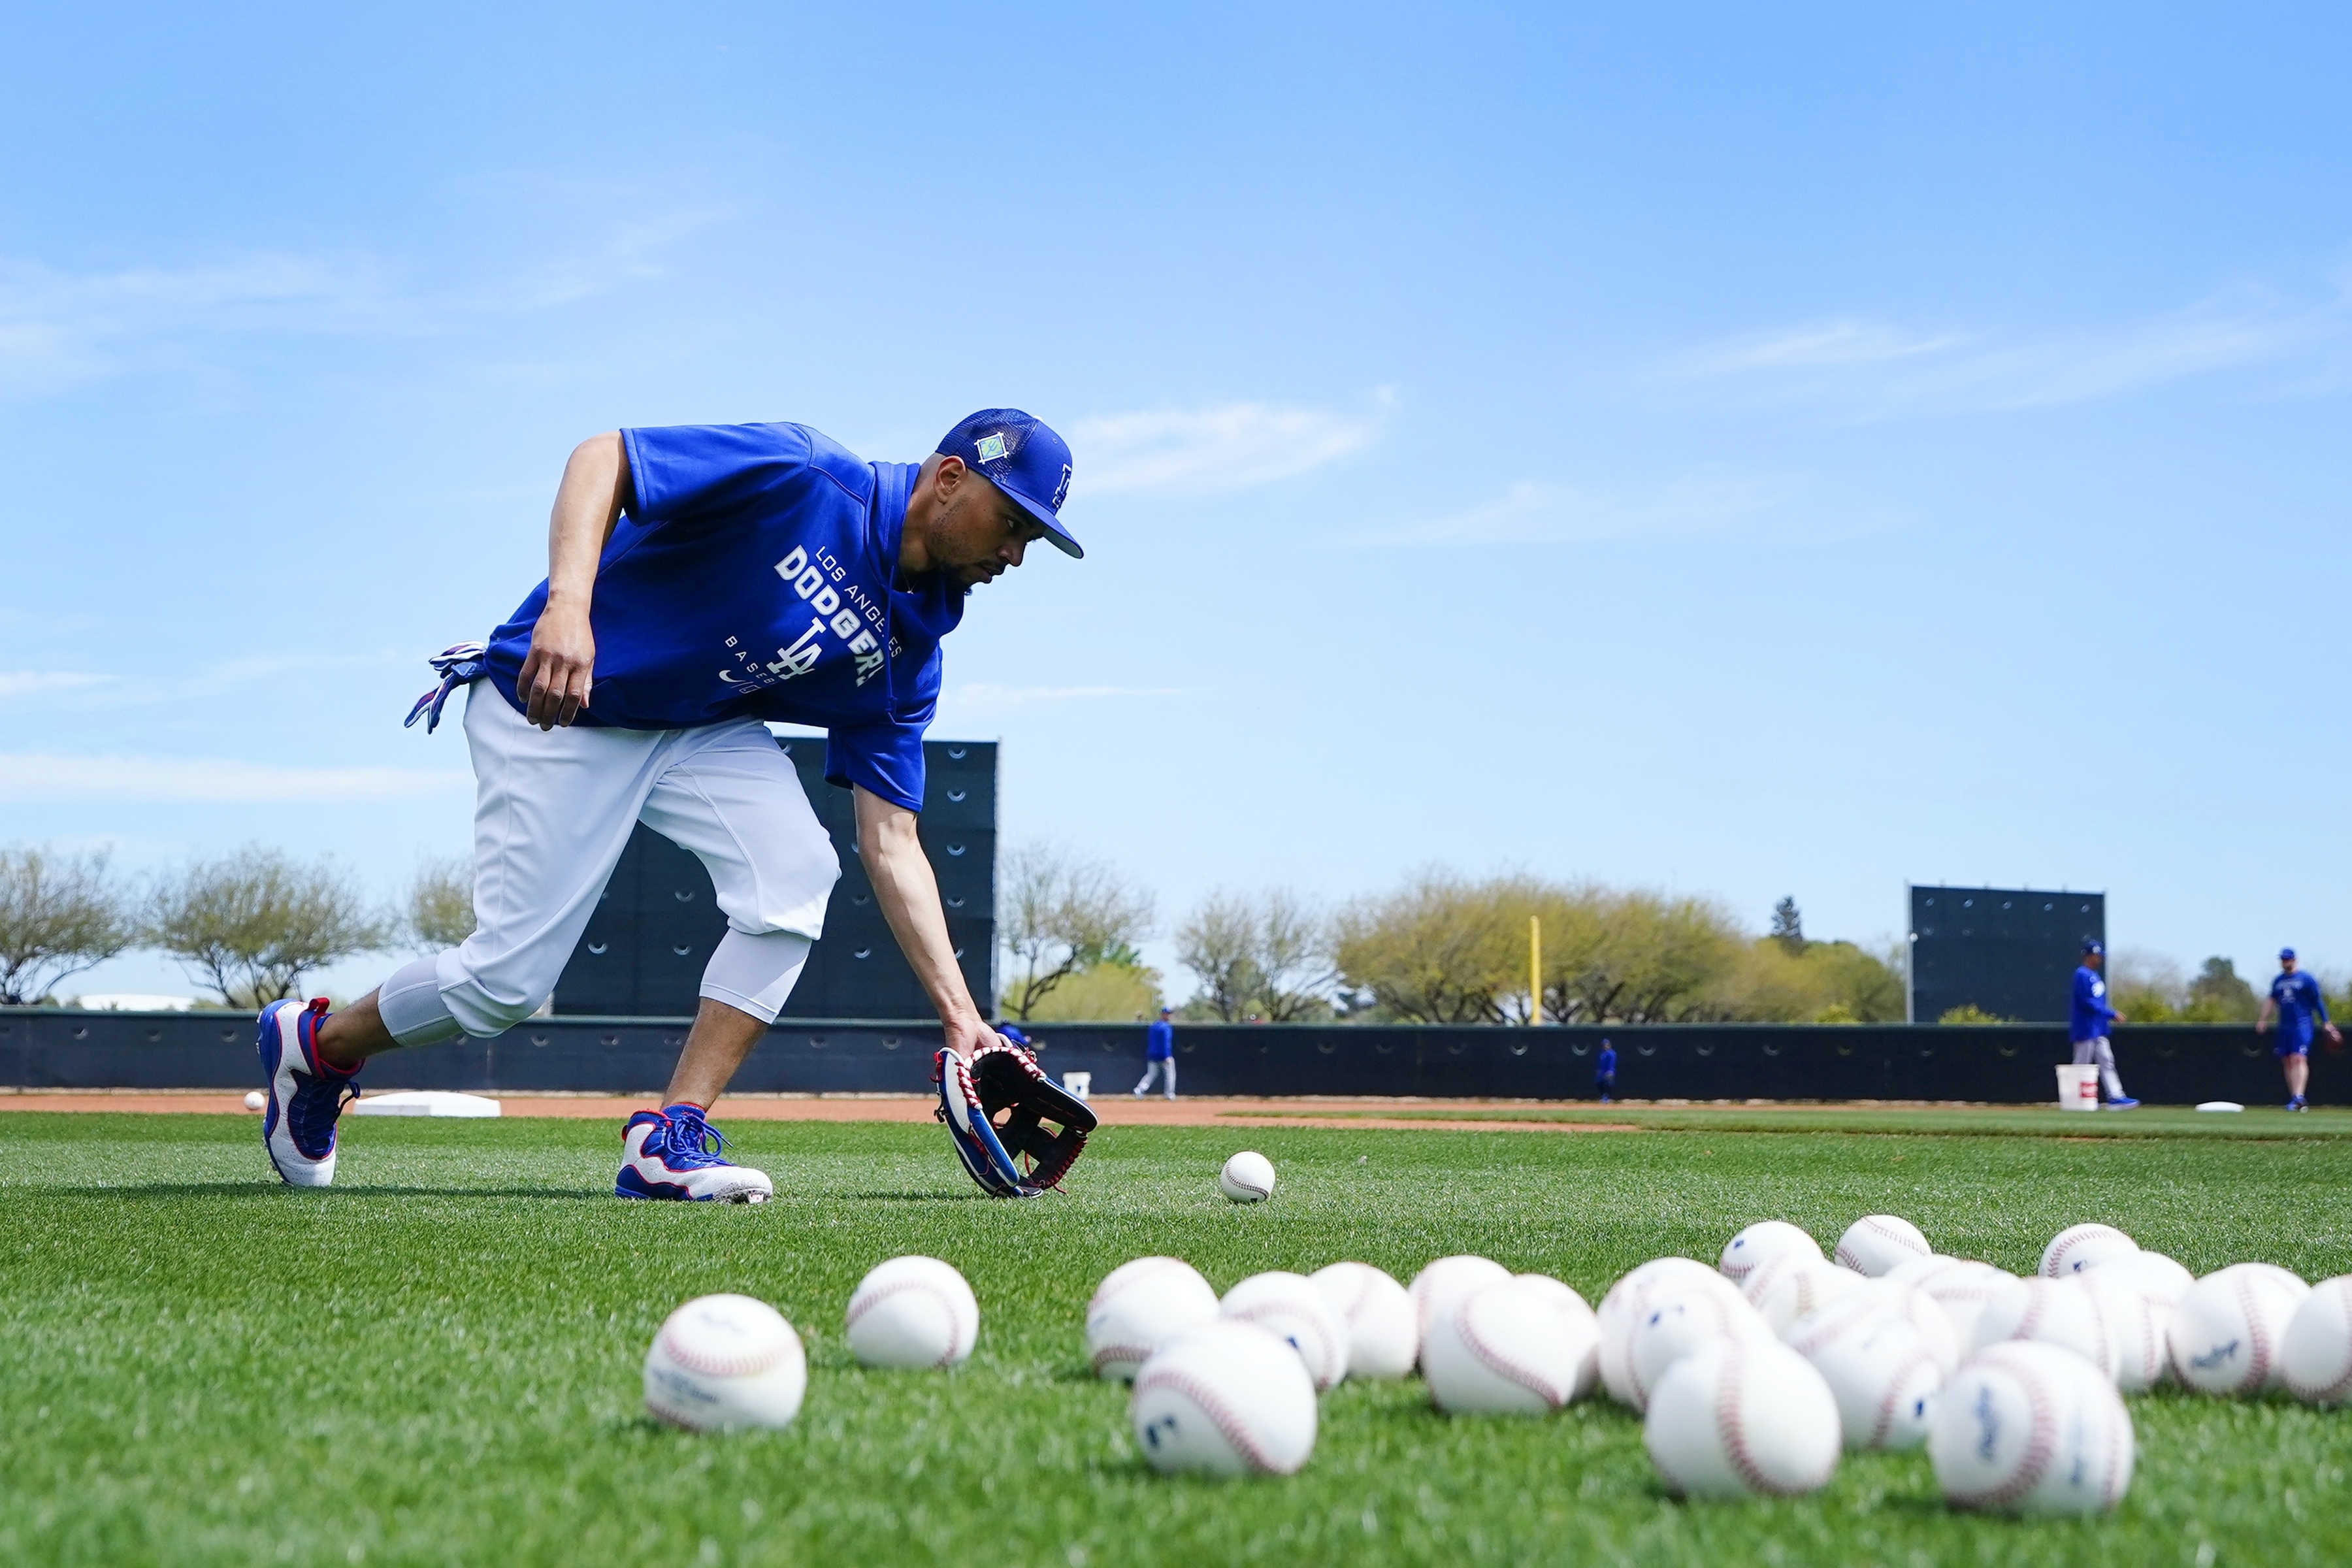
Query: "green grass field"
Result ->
[[3, 1110, 2349, 1568]]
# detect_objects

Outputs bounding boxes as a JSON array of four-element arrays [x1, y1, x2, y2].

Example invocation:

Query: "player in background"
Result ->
[[1133, 1005, 1177, 1099], [2256, 947, 2340, 1111], [255, 410, 1081, 1200], [2070, 941, 2140, 1110], [1595, 1037, 1618, 1103]]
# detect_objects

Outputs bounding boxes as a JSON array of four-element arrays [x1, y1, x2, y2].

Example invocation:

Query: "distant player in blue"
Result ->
[[2257, 948, 2340, 1111], [251, 410, 1082, 1200], [1134, 1005, 1176, 1099], [2070, 941, 2138, 1109], [1595, 1037, 1618, 1103]]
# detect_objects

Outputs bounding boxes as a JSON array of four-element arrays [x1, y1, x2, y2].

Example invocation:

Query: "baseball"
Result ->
[[844, 1255, 979, 1369], [1408, 1254, 1514, 1348], [642, 1294, 808, 1432], [1514, 1273, 1602, 1399], [1130, 1320, 1317, 1476], [1970, 1275, 2115, 1380], [1833, 1215, 1933, 1277], [1744, 1253, 1865, 1333], [1788, 1280, 1959, 1377], [1884, 1252, 1959, 1284], [2281, 1275, 2352, 1406], [1720, 1220, 1823, 1286], [2086, 1249, 2195, 1304], [242, 1090, 266, 1112], [1087, 1256, 1221, 1381], [1218, 1151, 1276, 1202], [1929, 1341, 2133, 1514], [1221, 1271, 1350, 1392], [1906, 1259, 2017, 1350], [2080, 1269, 2173, 1394], [1796, 1309, 1944, 1450], [1597, 1258, 1741, 1407], [1309, 1262, 1420, 1380], [1629, 1284, 1771, 1412], [2168, 1262, 2311, 1396], [1642, 1337, 1842, 1498], [1423, 1278, 1595, 1415], [2040, 1222, 2140, 1278]]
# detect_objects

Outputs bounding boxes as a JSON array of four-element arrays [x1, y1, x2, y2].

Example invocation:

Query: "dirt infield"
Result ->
[[0, 1087, 1640, 1134]]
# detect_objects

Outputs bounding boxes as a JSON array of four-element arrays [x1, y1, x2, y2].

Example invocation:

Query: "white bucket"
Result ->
[[2054, 1064, 2100, 1111], [1061, 1071, 1092, 1101]]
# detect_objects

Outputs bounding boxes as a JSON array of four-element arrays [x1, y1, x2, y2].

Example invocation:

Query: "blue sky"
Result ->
[[4, 3, 2347, 1004]]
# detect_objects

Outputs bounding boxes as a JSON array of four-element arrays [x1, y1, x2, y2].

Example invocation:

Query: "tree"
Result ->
[[1543, 889, 1746, 1023], [2183, 956, 2259, 1023], [0, 845, 134, 1005], [407, 853, 476, 951], [1939, 1004, 2012, 1024], [145, 845, 395, 1005], [1333, 870, 1537, 1024], [1770, 896, 1805, 955], [1177, 887, 1336, 1022], [2109, 949, 2186, 1024], [997, 842, 1154, 1022]]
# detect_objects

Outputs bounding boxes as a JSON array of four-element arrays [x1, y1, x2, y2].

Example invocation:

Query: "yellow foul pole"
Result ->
[[1529, 914, 1542, 1026]]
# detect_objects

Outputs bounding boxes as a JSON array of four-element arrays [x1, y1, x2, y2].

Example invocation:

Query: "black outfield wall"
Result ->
[[0, 1011, 2311, 1106]]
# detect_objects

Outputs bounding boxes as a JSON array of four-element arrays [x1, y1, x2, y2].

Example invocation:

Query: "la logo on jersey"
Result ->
[[715, 545, 888, 691]]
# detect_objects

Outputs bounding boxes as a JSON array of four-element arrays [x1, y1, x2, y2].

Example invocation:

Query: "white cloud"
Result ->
[[1071, 396, 1386, 495], [0, 671, 118, 698], [1352, 470, 1812, 547], [0, 753, 470, 804], [1663, 280, 2351, 415]]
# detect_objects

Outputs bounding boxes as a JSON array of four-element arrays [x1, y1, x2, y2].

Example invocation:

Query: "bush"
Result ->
[[0, 845, 133, 1005], [145, 845, 395, 1005]]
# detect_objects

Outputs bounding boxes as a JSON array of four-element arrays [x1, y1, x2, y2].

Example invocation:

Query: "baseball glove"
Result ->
[[935, 1037, 1097, 1198]]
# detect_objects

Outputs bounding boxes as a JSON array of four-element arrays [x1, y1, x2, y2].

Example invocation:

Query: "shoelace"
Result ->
[[660, 1107, 732, 1167], [287, 1068, 361, 1151]]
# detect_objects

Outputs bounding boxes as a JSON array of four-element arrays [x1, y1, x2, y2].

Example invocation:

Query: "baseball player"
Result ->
[[1132, 1005, 1176, 1099], [2070, 940, 2139, 1109], [255, 411, 1085, 1201], [1595, 1037, 1617, 1103], [2257, 947, 2339, 1111]]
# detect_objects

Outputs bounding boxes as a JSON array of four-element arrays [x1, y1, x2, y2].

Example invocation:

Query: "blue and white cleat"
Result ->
[[615, 1105, 774, 1203], [2106, 1097, 2142, 1111], [258, 997, 361, 1188]]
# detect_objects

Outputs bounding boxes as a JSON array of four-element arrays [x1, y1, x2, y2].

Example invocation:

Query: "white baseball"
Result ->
[[1971, 1275, 2115, 1380], [242, 1089, 267, 1111], [1597, 1259, 1742, 1408], [1908, 1259, 2018, 1350], [1514, 1273, 1601, 1400], [1834, 1215, 1933, 1277], [2080, 1270, 2173, 1394], [1221, 1271, 1349, 1392], [1423, 1278, 1595, 1415], [1801, 1310, 1944, 1450], [1218, 1151, 1276, 1202], [1130, 1320, 1317, 1476], [1408, 1255, 1514, 1348], [1309, 1262, 1419, 1380], [1629, 1285, 1771, 1412], [1087, 1256, 1220, 1381], [1720, 1220, 1823, 1286], [2168, 1262, 2311, 1396], [1643, 1337, 1842, 1498], [2085, 1250, 2195, 1305], [1929, 1341, 2133, 1514], [2281, 1275, 2352, 1406], [845, 1256, 978, 1369], [1885, 1252, 1959, 1284], [2040, 1223, 2140, 1278], [642, 1294, 808, 1432], [1744, 1254, 1865, 1333], [1787, 1279, 1959, 1377]]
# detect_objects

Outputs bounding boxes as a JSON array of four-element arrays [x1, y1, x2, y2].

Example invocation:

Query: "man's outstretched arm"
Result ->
[[517, 431, 634, 730], [855, 784, 996, 1059]]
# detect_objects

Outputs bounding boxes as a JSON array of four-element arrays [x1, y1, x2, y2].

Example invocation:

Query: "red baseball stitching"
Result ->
[[1134, 1365, 1292, 1473], [1951, 1354, 2057, 1509], [1090, 1259, 1189, 1316], [2046, 1226, 2121, 1278], [1091, 1341, 1154, 1373], [847, 1276, 970, 1367], [657, 1315, 796, 1379], [1228, 1303, 1342, 1390], [2234, 1271, 2272, 1394], [1711, 1344, 1772, 1494], [1455, 1294, 1567, 1407], [1870, 1347, 1938, 1448]]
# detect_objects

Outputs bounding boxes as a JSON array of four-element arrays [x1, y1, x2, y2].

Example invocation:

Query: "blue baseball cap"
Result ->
[[937, 409, 1081, 559], [2082, 939, 2104, 955], [998, 1024, 1031, 1046], [2281, 947, 2297, 960]]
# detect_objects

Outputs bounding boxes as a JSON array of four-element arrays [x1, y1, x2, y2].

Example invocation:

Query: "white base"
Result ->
[[349, 1090, 502, 1119], [2195, 1101, 2244, 1113]]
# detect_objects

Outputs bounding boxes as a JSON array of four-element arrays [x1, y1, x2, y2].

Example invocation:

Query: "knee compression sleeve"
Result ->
[[377, 955, 467, 1047], [699, 928, 813, 1024]]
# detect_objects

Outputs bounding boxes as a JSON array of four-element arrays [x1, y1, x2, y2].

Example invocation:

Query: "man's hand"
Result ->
[[2328, 1023, 2342, 1046], [943, 1013, 997, 1061], [518, 600, 595, 728]]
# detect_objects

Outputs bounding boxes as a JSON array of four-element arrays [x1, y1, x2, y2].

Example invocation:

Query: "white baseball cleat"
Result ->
[[258, 997, 361, 1188], [615, 1105, 774, 1203]]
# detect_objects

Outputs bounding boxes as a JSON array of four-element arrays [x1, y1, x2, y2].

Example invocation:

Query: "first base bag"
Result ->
[[936, 1039, 1096, 1198]]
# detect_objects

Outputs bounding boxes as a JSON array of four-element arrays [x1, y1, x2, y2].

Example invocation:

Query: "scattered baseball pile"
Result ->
[[635, 1151, 2352, 1515]]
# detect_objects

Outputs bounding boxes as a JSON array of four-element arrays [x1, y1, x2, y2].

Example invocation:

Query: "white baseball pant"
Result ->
[[1133, 1059, 1175, 1098], [375, 682, 840, 1046], [2071, 1034, 2127, 1101]]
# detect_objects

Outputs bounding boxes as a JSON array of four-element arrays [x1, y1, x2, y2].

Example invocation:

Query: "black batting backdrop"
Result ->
[[1908, 885, 2104, 1024], [551, 738, 996, 1019]]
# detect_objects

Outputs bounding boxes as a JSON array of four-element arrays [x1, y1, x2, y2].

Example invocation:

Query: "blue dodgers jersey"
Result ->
[[481, 423, 965, 811], [2270, 970, 2329, 1041], [2070, 965, 2117, 1041], [1146, 1020, 1175, 1060]]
